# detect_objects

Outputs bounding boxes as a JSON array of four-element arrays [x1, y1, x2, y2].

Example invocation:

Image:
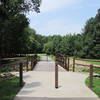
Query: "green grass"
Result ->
[[71, 64, 100, 74], [81, 60, 100, 66], [69, 65, 89, 72], [1, 59, 19, 65], [76, 60, 100, 74], [75, 65, 100, 74], [47, 55, 55, 60], [86, 77, 100, 97], [0, 77, 21, 100], [38, 54, 55, 61], [38, 54, 47, 56], [94, 68, 100, 74]]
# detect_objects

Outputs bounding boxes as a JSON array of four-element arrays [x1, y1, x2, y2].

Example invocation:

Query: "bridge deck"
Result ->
[[14, 56, 99, 100]]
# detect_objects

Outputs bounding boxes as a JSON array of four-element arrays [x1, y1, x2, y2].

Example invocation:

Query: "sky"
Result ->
[[27, 0, 100, 36]]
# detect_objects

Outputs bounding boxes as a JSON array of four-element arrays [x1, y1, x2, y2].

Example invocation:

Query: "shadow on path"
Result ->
[[24, 82, 41, 88]]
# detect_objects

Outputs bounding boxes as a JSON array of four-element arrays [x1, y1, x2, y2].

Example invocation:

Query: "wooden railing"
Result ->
[[55, 54, 69, 71], [0, 59, 26, 87], [73, 57, 100, 88], [55, 54, 69, 88], [0, 55, 38, 87], [55, 54, 100, 89]]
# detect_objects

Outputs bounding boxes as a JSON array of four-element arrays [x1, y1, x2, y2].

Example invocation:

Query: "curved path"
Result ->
[[14, 56, 99, 100]]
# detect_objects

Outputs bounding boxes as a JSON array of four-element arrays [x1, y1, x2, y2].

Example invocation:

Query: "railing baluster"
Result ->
[[19, 63, 23, 87], [89, 64, 93, 88]]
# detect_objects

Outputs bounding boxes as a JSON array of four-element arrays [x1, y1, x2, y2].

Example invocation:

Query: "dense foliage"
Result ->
[[82, 9, 100, 58], [43, 9, 100, 59], [0, 0, 100, 59], [0, 0, 41, 57]]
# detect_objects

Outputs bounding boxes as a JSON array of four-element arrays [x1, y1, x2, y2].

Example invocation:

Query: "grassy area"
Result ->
[[47, 55, 55, 60], [74, 64, 100, 97], [69, 59, 100, 98], [94, 68, 100, 74], [1, 59, 19, 65], [37, 54, 55, 61], [86, 77, 100, 97], [74, 65, 100, 74], [0, 77, 22, 100], [79, 60, 100, 73], [70, 64, 100, 74], [69, 65, 89, 72], [38, 54, 47, 56], [1, 56, 28, 63], [80, 60, 100, 66]]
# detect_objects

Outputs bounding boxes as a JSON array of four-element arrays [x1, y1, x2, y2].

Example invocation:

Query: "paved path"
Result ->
[[40, 56, 53, 61], [14, 56, 99, 100]]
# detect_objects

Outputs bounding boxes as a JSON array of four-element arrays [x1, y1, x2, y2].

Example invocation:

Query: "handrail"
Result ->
[[75, 62, 100, 68], [55, 55, 100, 89], [1, 60, 27, 67], [75, 58, 100, 62], [1, 57, 26, 60], [0, 55, 38, 87], [73, 57, 100, 88]]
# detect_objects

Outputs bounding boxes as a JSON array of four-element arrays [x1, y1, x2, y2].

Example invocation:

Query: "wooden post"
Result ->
[[67, 58, 69, 71], [64, 57, 65, 69], [26, 56, 29, 71], [33, 57, 35, 69], [19, 63, 23, 87], [63, 57, 65, 69], [65, 57, 67, 70], [73, 57, 75, 72], [55, 61, 58, 89], [65, 57, 67, 69], [89, 64, 93, 88], [31, 56, 33, 70]]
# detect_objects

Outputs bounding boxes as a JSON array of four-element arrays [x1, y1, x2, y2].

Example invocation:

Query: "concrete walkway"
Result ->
[[14, 56, 99, 100]]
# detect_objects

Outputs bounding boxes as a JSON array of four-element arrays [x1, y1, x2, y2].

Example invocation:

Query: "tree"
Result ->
[[24, 28, 41, 54], [43, 41, 54, 55], [82, 9, 100, 58], [0, 0, 41, 57]]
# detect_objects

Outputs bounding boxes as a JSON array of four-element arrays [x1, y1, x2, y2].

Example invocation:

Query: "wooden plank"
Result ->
[[1, 57, 26, 60], [76, 58, 100, 62], [75, 63, 90, 67], [67, 58, 69, 71], [19, 63, 23, 87], [26, 57, 29, 71], [73, 57, 75, 72], [1, 60, 26, 67], [89, 64, 93, 88], [75, 63, 100, 68], [55, 62, 58, 88]]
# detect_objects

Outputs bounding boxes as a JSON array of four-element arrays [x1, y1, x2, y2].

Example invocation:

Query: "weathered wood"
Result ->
[[31, 56, 33, 70], [67, 58, 69, 71], [75, 62, 100, 68], [65, 57, 67, 70], [73, 57, 75, 72], [1, 60, 26, 69], [76, 58, 100, 62], [55, 61, 58, 89], [30, 55, 38, 70], [1, 57, 26, 60], [26, 56, 29, 71], [75, 63, 90, 67], [89, 64, 93, 88], [19, 63, 23, 87]]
